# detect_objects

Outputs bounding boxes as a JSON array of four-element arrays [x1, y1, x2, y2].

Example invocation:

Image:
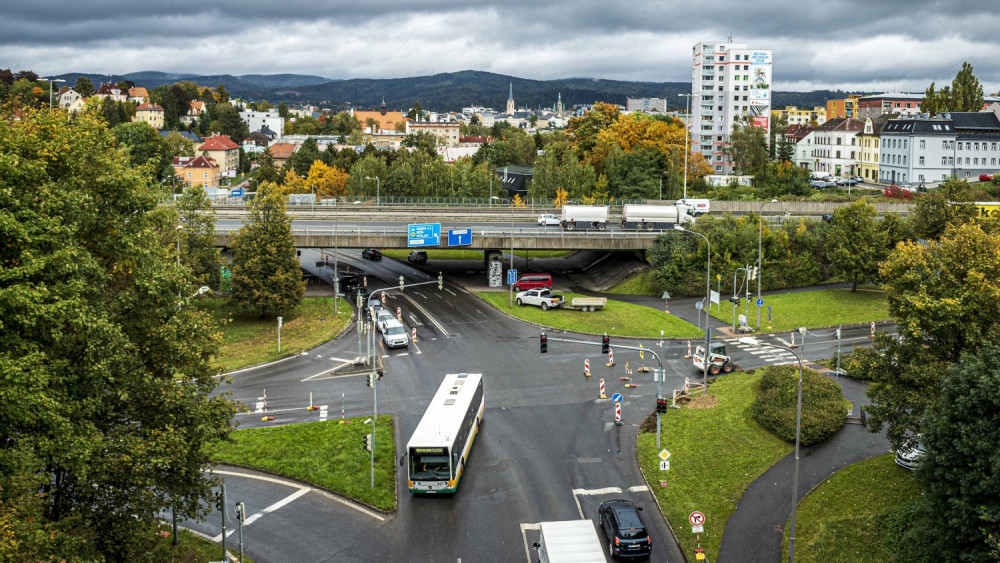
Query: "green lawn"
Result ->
[[476, 290, 702, 338], [207, 416, 397, 511], [783, 454, 921, 562], [637, 372, 792, 561], [381, 249, 483, 260], [606, 268, 660, 296], [710, 288, 890, 332], [198, 297, 352, 372], [149, 528, 255, 562], [514, 250, 572, 259]]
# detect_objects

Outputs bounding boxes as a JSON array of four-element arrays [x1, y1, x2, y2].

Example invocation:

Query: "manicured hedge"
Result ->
[[751, 365, 847, 445]]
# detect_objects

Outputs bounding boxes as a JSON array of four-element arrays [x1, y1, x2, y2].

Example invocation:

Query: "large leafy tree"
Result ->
[[306, 161, 349, 198], [229, 185, 305, 318], [825, 199, 888, 290], [0, 105, 235, 558], [211, 104, 249, 145], [74, 75, 93, 97], [921, 62, 984, 114], [723, 115, 769, 175], [916, 346, 1000, 560], [177, 186, 221, 287]]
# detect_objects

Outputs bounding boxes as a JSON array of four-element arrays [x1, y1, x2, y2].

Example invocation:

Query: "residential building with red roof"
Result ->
[[172, 156, 221, 190], [268, 142, 298, 167], [198, 133, 240, 172], [134, 102, 164, 129], [180, 101, 206, 126], [92, 82, 126, 102], [128, 87, 149, 103]]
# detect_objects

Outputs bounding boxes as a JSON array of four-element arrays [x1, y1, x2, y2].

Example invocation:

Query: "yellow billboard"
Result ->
[[974, 202, 1000, 219]]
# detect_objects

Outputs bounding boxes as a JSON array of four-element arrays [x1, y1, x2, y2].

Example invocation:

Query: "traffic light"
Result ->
[[366, 374, 374, 388], [363, 433, 373, 452], [438, 272, 444, 290], [656, 398, 669, 413], [540, 333, 548, 353], [215, 492, 223, 511], [235, 502, 246, 523], [399, 275, 404, 291], [602, 333, 610, 354]]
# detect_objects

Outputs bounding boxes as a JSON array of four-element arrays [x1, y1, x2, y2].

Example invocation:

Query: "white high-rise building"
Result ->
[[690, 40, 773, 174]]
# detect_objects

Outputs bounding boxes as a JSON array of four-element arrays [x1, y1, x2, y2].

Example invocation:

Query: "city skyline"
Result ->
[[6, 0, 1000, 93]]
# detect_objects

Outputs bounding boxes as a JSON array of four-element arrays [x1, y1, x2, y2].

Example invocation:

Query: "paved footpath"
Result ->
[[717, 376, 890, 562]]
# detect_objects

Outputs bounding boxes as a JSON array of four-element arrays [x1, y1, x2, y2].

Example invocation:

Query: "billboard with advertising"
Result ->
[[752, 65, 770, 89], [752, 116, 770, 129], [750, 50, 772, 65], [751, 89, 770, 100]]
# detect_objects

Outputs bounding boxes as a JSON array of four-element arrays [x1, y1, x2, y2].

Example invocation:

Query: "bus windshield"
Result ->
[[410, 453, 451, 480]]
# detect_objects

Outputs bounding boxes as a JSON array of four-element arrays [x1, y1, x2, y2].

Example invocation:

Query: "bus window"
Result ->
[[410, 452, 451, 480]]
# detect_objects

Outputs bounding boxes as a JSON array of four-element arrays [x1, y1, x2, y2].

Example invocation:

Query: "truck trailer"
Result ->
[[531, 520, 605, 563], [621, 204, 696, 229], [560, 205, 609, 230]]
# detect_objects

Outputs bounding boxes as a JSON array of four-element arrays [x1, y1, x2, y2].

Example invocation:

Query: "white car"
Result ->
[[381, 319, 409, 348], [895, 438, 925, 471], [538, 213, 560, 226], [375, 309, 394, 333]]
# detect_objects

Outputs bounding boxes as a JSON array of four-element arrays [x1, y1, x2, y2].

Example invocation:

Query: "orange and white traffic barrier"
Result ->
[[600, 378, 606, 399], [790, 331, 796, 347], [615, 402, 622, 425], [261, 389, 275, 422], [396, 307, 402, 322], [412, 327, 417, 342], [306, 392, 319, 411], [625, 382, 638, 388], [584, 359, 591, 377], [606, 349, 615, 367], [869, 322, 875, 338], [685, 341, 692, 358]]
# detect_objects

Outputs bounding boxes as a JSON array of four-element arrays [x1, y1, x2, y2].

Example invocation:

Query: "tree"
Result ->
[[950, 61, 984, 112], [921, 81, 943, 116], [407, 101, 423, 121], [292, 137, 321, 178], [916, 345, 1000, 561], [177, 186, 221, 287], [214, 84, 230, 103], [113, 121, 169, 175], [909, 192, 977, 240], [0, 104, 235, 558], [228, 185, 305, 318], [566, 101, 621, 155], [74, 75, 93, 98], [212, 104, 248, 144], [723, 115, 769, 175], [278, 101, 289, 119], [306, 161, 349, 198], [401, 131, 438, 157], [825, 199, 887, 290]]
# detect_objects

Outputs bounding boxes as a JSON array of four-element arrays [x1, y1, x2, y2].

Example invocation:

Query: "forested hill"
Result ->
[[53, 69, 861, 112]]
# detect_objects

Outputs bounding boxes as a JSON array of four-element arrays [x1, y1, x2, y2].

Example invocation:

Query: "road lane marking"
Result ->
[[444, 288, 456, 296], [401, 293, 450, 337]]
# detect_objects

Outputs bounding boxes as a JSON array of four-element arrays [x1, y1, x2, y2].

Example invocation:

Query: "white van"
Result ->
[[381, 319, 409, 348]]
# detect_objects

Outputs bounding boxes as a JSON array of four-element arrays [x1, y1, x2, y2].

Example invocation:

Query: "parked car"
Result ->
[[979, 174, 994, 182], [821, 214, 834, 223], [512, 273, 552, 292], [895, 438, 925, 471], [407, 250, 428, 264], [836, 177, 859, 186], [851, 176, 865, 184], [362, 248, 382, 260], [598, 499, 652, 559], [538, 213, 560, 226], [809, 179, 826, 189], [381, 319, 409, 348]]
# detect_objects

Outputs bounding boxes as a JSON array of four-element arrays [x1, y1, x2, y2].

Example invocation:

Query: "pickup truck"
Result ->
[[515, 288, 564, 310]]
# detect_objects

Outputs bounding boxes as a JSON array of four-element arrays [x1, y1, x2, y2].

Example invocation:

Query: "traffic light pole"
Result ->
[[371, 317, 377, 489], [218, 484, 227, 561], [542, 335, 665, 449]]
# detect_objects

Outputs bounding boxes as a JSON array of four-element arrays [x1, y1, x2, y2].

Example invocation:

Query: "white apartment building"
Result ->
[[690, 40, 773, 174], [811, 118, 864, 177], [240, 109, 285, 138], [626, 97, 667, 113]]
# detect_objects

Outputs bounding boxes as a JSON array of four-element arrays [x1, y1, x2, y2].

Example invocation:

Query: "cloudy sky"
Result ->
[[6, 0, 999, 92]]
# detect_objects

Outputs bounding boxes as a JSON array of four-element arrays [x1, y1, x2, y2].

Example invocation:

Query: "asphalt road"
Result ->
[[193, 249, 882, 562]]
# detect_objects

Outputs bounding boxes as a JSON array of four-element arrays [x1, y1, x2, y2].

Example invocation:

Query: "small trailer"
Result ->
[[563, 297, 607, 312]]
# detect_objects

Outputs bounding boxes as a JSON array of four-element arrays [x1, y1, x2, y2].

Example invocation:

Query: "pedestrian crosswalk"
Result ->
[[725, 338, 799, 365]]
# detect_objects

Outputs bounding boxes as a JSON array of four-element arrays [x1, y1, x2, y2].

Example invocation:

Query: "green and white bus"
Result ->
[[405, 372, 484, 494]]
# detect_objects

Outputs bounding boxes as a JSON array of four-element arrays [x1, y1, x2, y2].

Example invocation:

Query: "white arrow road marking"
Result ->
[[400, 293, 449, 337]]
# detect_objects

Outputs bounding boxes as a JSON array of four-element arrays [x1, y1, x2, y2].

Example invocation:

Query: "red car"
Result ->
[[979, 174, 994, 182]]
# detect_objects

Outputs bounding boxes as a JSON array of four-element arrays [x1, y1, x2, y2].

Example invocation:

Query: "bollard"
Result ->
[[599, 378, 606, 399]]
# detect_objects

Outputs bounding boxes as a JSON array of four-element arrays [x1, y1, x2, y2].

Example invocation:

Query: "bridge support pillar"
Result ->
[[485, 250, 503, 287]]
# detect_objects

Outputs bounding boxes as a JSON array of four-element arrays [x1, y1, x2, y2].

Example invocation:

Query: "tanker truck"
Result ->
[[621, 204, 696, 229], [560, 205, 608, 230]]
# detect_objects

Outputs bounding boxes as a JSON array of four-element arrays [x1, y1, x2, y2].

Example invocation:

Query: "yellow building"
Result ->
[[172, 156, 220, 189], [857, 115, 895, 184], [405, 121, 460, 147], [134, 102, 164, 129], [826, 95, 862, 119], [771, 106, 826, 126]]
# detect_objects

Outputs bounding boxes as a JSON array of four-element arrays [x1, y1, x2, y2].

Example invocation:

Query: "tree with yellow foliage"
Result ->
[[566, 102, 621, 154], [512, 193, 527, 207], [307, 161, 349, 198], [554, 187, 569, 208]]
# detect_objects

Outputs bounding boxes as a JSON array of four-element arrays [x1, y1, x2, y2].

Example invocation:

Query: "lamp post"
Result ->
[[757, 199, 778, 329], [678, 93, 700, 201], [41, 77, 65, 108], [364, 176, 380, 206], [739, 329, 806, 563], [175, 225, 183, 266], [673, 225, 711, 390], [659, 170, 668, 201]]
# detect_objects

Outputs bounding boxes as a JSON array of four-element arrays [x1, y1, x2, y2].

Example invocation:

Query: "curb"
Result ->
[[633, 430, 688, 563]]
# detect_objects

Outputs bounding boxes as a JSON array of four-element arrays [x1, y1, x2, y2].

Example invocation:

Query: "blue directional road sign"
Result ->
[[230, 188, 244, 197], [408, 223, 441, 247], [612, 393, 623, 404], [448, 228, 472, 247], [507, 269, 518, 285], [756, 298, 764, 307]]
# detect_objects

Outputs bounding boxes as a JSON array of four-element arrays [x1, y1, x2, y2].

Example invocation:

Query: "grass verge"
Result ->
[[606, 268, 659, 296], [199, 297, 352, 372], [710, 288, 889, 332], [381, 249, 483, 260], [476, 290, 702, 338], [150, 528, 255, 562], [782, 454, 921, 562], [207, 416, 397, 512], [637, 372, 792, 561], [513, 250, 572, 259]]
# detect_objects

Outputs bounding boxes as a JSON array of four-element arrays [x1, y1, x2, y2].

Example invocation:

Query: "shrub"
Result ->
[[751, 365, 847, 445]]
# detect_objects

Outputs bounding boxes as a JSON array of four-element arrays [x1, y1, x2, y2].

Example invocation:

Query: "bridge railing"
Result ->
[[214, 225, 664, 239]]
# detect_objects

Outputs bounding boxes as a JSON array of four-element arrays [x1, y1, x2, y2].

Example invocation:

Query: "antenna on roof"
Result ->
[[727, 34, 734, 43]]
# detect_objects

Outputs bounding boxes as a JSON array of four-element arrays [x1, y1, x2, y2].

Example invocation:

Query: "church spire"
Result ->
[[506, 82, 515, 115]]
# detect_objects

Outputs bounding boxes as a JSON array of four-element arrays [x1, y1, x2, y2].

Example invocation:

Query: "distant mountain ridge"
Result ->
[[52, 69, 858, 113]]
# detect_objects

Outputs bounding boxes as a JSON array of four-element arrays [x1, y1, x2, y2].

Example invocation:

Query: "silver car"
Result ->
[[381, 319, 409, 348]]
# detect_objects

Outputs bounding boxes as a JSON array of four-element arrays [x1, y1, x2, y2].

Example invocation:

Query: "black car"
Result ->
[[821, 214, 834, 223], [362, 248, 382, 260], [599, 499, 652, 559], [408, 250, 428, 264], [338, 274, 361, 293]]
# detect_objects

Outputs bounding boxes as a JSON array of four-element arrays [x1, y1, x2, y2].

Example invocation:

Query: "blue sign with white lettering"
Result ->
[[408, 223, 441, 248], [448, 228, 472, 247], [756, 298, 764, 307], [230, 188, 244, 197], [507, 269, 518, 285]]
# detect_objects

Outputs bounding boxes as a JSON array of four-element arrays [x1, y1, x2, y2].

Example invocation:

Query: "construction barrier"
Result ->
[[306, 392, 319, 411], [606, 349, 615, 367], [584, 359, 591, 377], [671, 378, 708, 407], [599, 378, 606, 399], [615, 402, 622, 425], [411, 327, 416, 342], [261, 389, 275, 422], [685, 341, 692, 358]]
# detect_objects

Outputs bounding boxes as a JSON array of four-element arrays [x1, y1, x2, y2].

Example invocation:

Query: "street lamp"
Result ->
[[41, 77, 65, 108], [364, 176, 380, 206], [659, 170, 668, 201], [739, 330, 806, 563], [757, 199, 778, 329], [673, 225, 711, 390], [678, 93, 700, 201], [175, 225, 183, 266]]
